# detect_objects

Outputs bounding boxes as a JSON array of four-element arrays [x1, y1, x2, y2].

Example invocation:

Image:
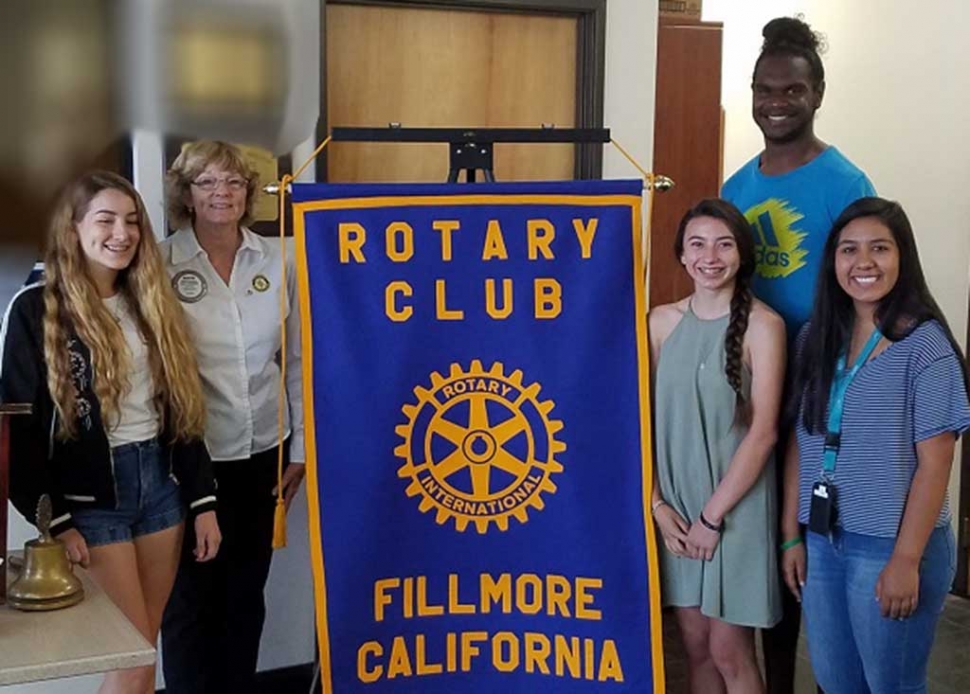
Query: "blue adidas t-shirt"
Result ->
[[722, 147, 875, 339]]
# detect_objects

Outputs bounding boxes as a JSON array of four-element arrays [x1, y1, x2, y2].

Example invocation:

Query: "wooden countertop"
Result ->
[[0, 556, 155, 686]]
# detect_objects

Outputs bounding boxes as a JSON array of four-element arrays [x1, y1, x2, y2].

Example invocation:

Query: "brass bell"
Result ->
[[8, 495, 84, 611]]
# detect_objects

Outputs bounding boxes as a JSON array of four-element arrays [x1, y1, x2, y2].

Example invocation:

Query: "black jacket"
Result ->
[[0, 284, 217, 535]]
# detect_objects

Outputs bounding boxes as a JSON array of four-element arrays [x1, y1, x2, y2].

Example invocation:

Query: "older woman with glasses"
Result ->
[[158, 140, 305, 693]]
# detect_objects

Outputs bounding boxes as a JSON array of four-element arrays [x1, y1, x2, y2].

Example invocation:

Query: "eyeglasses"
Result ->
[[190, 176, 248, 192]]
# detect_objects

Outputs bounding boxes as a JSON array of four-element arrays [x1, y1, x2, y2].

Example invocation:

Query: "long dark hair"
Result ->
[[675, 199, 757, 424], [792, 197, 970, 433]]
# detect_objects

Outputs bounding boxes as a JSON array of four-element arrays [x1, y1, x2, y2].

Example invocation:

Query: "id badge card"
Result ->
[[808, 480, 837, 535]]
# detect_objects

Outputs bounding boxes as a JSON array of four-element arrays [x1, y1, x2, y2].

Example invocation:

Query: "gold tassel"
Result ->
[[272, 497, 287, 549], [272, 173, 294, 551], [269, 138, 332, 552]]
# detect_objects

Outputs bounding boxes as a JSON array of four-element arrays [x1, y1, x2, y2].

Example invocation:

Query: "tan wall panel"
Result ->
[[326, 5, 576, 183]]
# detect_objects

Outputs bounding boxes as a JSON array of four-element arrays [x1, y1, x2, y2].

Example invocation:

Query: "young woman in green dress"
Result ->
[[649, 199, 787, 694]]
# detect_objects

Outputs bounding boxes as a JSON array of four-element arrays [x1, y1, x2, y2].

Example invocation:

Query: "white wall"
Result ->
[[0, 248, 37, 319], [604, 0, 658, 179], [1, 2, 660, 692], [604, 0, 659, 266], [704, 0, 970, 533]]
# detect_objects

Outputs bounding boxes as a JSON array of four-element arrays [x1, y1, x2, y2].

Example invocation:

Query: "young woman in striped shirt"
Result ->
[[782, 197, 970, 693]]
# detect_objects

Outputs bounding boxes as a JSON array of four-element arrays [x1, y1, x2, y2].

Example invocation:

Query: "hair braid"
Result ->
[[724, 280, 753, 426]]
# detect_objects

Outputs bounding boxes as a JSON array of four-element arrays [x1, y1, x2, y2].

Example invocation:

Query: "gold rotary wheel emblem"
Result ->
[[395, 360, 565, 533], [252, 274, 271, 292]]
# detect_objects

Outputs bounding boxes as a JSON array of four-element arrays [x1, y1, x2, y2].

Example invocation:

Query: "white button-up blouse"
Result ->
[[160, 227, 305, 463]]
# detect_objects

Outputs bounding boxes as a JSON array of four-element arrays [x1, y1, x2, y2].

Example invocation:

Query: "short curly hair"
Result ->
[[165, 140, 259, 230]]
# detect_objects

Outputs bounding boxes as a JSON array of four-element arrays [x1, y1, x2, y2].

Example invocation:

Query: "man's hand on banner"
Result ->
[[194, 511, 222, 562], [274, 464, 306, 513], [654, 505, 691, 557], [686, 519, 721, 561]]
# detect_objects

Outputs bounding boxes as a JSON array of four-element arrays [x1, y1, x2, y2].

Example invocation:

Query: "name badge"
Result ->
[[808, 481, 838, 535], [172, 270, 208, 303]]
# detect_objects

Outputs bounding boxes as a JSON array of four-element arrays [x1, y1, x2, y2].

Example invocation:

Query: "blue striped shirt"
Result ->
[[796, 320, 970, 537]]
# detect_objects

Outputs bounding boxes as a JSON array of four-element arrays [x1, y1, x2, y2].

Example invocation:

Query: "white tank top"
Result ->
[[102, 294, 159, 447]]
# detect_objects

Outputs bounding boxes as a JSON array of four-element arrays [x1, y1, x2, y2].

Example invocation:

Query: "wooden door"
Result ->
[[325, 4, 577, 183], [650, 19, 723, 307]]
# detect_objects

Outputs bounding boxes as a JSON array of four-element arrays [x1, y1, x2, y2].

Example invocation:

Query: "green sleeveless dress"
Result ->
[[654, 305, 781, 628]]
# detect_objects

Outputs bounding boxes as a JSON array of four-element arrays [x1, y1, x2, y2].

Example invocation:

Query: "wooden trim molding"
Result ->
[[956, 291, 970, 596]]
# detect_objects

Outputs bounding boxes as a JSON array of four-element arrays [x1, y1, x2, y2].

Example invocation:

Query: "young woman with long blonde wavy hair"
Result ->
[[0, 171, 220, 694]]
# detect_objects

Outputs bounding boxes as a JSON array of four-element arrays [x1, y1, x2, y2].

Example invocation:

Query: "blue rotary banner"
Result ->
[[293, 179, 664, 693]]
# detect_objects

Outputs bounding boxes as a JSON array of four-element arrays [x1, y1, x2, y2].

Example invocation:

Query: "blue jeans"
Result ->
[[803, 526, 955, 694]]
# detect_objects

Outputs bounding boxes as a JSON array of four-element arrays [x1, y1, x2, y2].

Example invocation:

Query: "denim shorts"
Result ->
[[72, 438, 185, 547]]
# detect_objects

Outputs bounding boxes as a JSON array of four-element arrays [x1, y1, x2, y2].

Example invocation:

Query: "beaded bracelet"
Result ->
[[780, 536, 804, 551], [651, 499, 667, 514]]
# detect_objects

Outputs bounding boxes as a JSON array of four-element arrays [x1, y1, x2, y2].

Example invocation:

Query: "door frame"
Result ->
[[956, 289, 970, 596], [318, 0, 607, 180]]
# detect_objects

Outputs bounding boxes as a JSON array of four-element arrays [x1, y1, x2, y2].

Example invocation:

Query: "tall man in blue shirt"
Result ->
[[722, 17, 875, 694], [723, 17, 875, 341]]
